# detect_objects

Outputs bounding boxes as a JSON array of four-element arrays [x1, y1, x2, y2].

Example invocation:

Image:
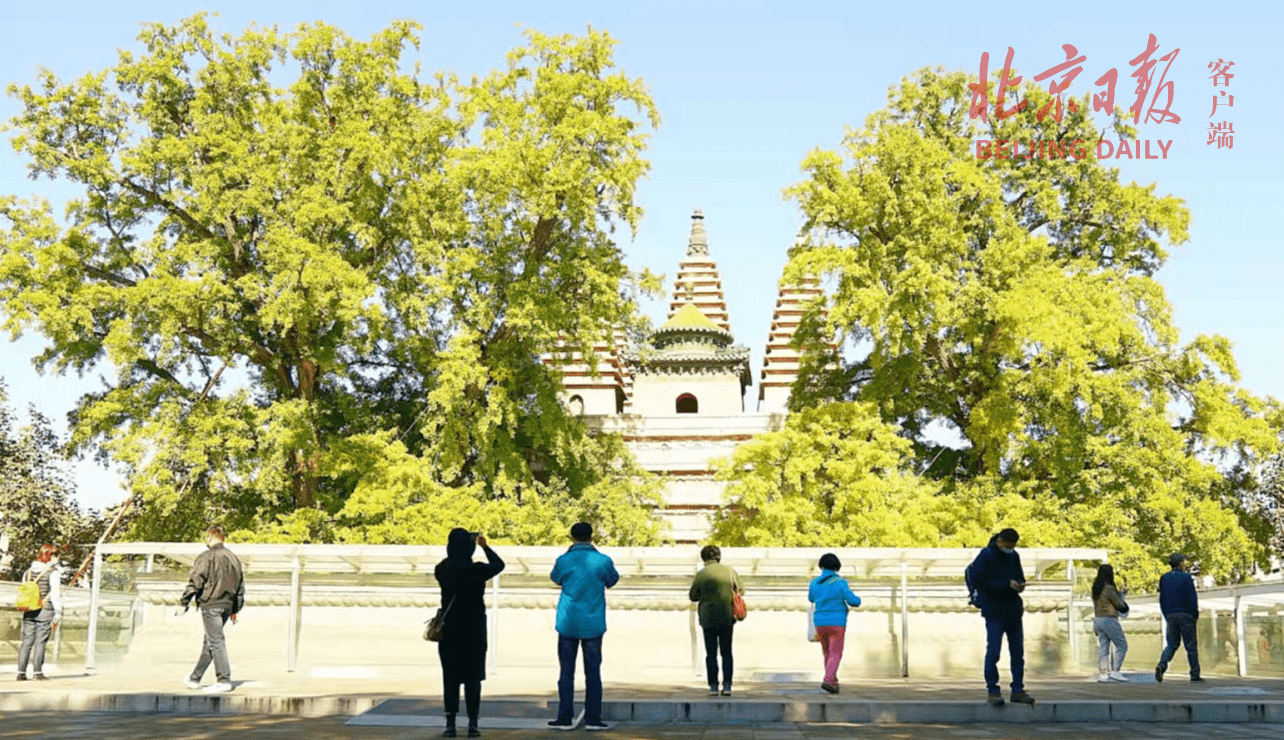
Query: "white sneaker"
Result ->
[[1096, 674, 1110, 682], [1108, 672, 1129, 682], [184, 678, 201, 690], [202, 681, 233, 693]]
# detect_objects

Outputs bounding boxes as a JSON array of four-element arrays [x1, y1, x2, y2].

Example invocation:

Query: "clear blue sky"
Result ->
[[1, 0, 1280, 512]]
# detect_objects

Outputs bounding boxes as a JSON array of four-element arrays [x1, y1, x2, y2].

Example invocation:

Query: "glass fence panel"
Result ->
[[1246, 608, 1284, 677], [2, 556, 141, 668]]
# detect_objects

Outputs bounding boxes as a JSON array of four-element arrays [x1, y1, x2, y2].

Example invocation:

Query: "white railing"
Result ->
[[84, 543, 1106, 676]]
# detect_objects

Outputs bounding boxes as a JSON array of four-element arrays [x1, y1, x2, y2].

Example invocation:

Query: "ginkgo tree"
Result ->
[[0, 378, 103, 578], [716, 68, 1282, 585], [0, 16, 665, 545]]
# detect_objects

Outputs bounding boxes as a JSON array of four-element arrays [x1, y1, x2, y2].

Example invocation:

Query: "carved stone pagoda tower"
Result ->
[[552, 209, 814, 541]]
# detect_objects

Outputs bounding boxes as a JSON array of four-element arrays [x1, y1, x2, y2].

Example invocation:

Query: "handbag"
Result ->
[[731, 574, 747, 622], [424, 595, 456, 642], [16, 569, 44, 612]]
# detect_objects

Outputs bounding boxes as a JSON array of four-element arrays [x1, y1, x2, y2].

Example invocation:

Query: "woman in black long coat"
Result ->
[[435, 528, 504, 738]]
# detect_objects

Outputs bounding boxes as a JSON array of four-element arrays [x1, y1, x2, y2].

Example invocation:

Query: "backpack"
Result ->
[[964, 558, 980, 608], [16, 569, 45, 612]]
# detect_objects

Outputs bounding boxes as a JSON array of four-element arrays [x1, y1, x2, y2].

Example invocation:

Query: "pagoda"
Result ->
[[553, 209, 805, 541], [758, 276, 826, 414]]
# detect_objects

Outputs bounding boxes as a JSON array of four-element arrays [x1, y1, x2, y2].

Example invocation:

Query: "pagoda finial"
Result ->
[[686, 208, 709, 256]]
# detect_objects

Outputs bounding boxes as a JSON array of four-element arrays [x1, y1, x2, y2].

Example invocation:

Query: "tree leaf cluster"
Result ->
[[0, 378, 104, 578], [723, 68, 1282, 586], [0, 16, 664, 545]]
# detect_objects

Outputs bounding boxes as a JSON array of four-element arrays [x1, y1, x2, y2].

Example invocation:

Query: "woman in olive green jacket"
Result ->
[[689, 546, 743, 696]]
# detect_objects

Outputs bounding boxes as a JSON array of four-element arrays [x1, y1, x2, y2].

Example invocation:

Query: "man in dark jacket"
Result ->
[[1155, 553, 1202, 682], [180, 525, 245, 693], [967, 528, 1034, 706]]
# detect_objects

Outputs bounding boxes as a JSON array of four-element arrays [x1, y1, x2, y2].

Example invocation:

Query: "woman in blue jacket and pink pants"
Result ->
[[808, 553, 862, 693]]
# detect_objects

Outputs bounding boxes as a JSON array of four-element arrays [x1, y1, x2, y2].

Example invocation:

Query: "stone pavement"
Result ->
[[2, 712, 1284, 740], [2, 664, 1283, 725]]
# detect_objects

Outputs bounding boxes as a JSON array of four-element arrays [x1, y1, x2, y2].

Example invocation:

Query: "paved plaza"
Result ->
[[6, 665, 1282, 705], [3, 666, 1284, 739], [2, 712, 1284, 740]]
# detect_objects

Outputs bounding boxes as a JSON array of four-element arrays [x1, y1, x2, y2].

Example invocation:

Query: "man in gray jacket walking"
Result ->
[[180, 525, 245, 693]]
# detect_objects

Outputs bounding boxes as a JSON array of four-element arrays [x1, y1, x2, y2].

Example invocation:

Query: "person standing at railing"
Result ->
[[16, 544, 63, 681], [688, 545, 742, 696], [808, 553, 861, 694], [548, 522, 619, 732], [1155, 553, 1202, 683], [1091, 564, 1130, 682], [435, 528, 505, 738]]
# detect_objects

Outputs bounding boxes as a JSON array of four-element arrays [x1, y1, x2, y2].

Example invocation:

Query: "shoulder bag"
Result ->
[[424, 594, 456, 642], [731, 572, 747, 622]]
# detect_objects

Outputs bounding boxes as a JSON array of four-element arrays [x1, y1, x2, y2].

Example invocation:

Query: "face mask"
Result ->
[[999, 547, 1015, 554], [205, 536, 222, 548]]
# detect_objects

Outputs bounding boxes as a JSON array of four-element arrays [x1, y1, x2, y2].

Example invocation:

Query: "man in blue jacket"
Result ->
[[1155, 553, 1202, 683], [548, 522, 620, 731], [967, 528, 1034, 707]]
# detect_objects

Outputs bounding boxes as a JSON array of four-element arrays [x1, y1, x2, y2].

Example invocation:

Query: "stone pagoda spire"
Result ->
[[759, 274, 827, 413], [612, 325, 635, 412], [666, 209, 731, 333]]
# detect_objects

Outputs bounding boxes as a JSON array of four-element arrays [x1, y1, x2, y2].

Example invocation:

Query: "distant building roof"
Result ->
[[657, 302, 725, 334]]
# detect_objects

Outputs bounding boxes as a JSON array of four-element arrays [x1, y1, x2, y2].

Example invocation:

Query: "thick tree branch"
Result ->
[[133, 359, 194, 397], [80, 262, 136, 288], [120, 178, 217, 241]]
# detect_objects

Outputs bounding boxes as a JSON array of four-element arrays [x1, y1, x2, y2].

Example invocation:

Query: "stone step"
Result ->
[[2, 692, 1281, 724]]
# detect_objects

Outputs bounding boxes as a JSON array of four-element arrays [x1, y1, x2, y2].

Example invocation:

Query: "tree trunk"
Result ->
[[289, 356, 321, 510]]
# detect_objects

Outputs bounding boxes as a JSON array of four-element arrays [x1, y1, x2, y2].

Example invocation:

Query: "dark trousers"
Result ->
[[556, 635, 603, 724], [702, 626, 734, 689], [191, 607, 232, 683], [444, 679, 481, 718], [1158, 612, 1201, 678], [983, 612, 1024, 694]]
